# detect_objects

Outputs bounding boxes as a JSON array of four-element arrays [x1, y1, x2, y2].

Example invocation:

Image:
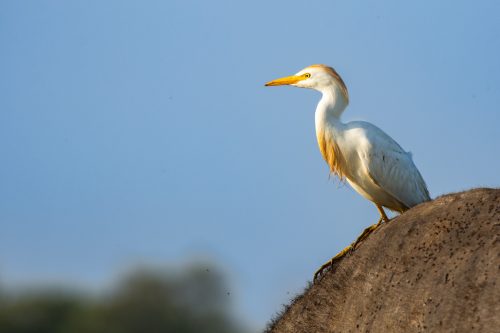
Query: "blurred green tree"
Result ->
[[0, 265, 248, 333]]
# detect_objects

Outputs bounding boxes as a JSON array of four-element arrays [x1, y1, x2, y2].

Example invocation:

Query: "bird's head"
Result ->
[[265, 64, 349, 102]]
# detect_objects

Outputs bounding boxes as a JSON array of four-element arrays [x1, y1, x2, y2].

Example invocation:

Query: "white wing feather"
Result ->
[[350, 122, 430, 209]]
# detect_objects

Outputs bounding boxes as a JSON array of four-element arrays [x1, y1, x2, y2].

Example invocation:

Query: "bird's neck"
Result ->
[[314, 84, 349, 179], [315, 84, 348, 131]]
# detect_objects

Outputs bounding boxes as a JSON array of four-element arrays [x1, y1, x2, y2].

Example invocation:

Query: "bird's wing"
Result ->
[[359, 124, 430, 209]]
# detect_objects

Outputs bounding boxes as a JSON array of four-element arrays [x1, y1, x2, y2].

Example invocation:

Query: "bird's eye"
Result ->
[[304, 73, 311, 78]]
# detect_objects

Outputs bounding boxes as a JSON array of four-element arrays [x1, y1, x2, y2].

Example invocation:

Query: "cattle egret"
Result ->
[[265, 64, 430, 280]]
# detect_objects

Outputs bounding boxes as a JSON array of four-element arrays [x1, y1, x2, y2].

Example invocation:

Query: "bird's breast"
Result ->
[[316, 129, 349, 179]]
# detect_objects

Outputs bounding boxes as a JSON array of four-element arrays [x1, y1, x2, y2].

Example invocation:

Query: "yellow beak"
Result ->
[[265, 74, 306, 86]]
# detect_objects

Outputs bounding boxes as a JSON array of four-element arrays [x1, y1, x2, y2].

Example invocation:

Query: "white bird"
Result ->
[[265, 64, 430, 280]]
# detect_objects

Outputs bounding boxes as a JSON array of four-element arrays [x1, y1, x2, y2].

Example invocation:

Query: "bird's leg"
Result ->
[[351, 205, 389, 250], [313, 205, 390, 282], [376, 204, 390, 223]]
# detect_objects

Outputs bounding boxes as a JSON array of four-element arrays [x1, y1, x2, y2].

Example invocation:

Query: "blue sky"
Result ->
[[1, 0, 499, 329]]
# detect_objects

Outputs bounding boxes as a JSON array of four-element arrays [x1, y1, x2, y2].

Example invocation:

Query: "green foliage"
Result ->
[[0, 266, 247, 333]]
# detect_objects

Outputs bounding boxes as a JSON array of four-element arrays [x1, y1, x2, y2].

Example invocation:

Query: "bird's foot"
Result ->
[[350, 223, 380, 251], [350, 214, 390, 251], [313, 209, 391, 283], [313, 217, 388, 283], [313, 244, 353, 282]]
